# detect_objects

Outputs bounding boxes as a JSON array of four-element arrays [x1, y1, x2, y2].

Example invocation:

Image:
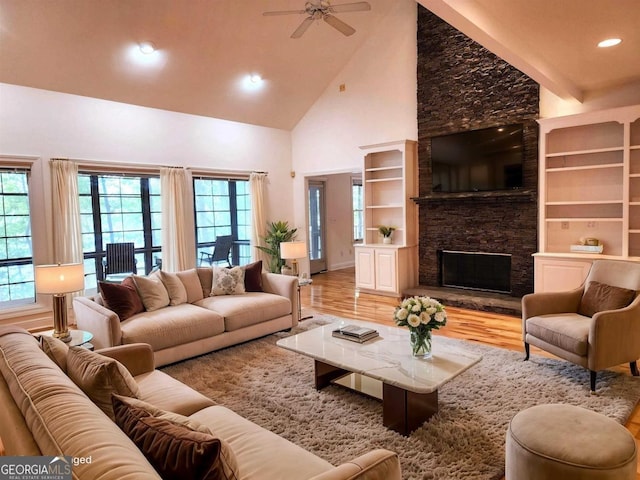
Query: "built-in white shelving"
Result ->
[[534, 104, 640, 292], [355, 140, 418, 296]]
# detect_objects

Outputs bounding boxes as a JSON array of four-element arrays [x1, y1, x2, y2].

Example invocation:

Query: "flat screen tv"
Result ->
[[431, 124, 524, 193]]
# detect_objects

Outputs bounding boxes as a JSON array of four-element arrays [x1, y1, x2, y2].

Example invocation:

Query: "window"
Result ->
[[352, 178, 363, 243], [79, 173, 161, 288], [0, 169, 34, 306], [194, 177, 251, 266]]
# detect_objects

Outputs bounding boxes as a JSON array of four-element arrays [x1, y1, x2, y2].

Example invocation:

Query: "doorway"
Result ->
[[308, 180, 326, 274]]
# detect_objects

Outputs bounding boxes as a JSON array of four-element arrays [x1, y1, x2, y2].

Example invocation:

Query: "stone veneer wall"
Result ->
[[415, 6, 539, 298]]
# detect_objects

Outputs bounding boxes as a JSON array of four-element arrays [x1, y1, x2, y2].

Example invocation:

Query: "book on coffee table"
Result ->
[[332, 324, 379, 343]]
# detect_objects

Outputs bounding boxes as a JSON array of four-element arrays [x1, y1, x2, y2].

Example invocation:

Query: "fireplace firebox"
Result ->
[[441, 250, 511, 294]]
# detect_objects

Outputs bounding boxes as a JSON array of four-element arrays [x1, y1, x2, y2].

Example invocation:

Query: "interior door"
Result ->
[[308, 181, 327, 274]]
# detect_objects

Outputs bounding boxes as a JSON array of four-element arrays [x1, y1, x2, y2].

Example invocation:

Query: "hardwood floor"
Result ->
[[300, 267, 640, 478]]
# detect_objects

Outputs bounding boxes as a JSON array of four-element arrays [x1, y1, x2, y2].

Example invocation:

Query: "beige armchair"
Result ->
[[522, 259, 640, 393]]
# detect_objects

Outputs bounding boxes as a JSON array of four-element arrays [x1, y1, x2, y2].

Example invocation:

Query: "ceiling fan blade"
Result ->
[[329, 2, 371, 13], [263, 9, 306, 16], [323, 14, 355, 36], [291, 17, 315, 38]]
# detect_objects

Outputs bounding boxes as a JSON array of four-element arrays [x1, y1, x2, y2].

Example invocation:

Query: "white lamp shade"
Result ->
[[35, 263, 85, 294], [280, 241, 308, 260]]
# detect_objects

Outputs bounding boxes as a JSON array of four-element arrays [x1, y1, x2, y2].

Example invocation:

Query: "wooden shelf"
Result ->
[[545, 146, 624, 158], [546, 163, 622, 173]]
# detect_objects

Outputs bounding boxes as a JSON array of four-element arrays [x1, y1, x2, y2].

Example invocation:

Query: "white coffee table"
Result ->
[[276, 319, 482, 435]]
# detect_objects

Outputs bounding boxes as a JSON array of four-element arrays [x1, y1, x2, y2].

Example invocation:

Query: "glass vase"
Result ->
[[410, 329, 432, 359]]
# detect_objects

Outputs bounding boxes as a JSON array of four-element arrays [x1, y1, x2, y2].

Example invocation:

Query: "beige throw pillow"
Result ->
[[211, 266, 245, 296], [133, 271, 170, 311], [39, 334, 69, 373], [67, 347, 140, 421], [176, 268, 205, 303], [158, 270, 188, 306]]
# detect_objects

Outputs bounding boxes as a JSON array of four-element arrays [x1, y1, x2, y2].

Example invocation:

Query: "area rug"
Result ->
[[162, 315, 640, 480]]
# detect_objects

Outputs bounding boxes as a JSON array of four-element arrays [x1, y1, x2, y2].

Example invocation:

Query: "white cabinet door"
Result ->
[[534, 256, 593, 292], [374, 249, 398, 293], [355, 247, 376, 290]]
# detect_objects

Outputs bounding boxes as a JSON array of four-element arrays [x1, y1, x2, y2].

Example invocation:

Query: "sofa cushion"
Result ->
[[121, 303, 225, 351], [177, 268, 205, 303], [66, 346, 141, 421], [112, 395, 227, 480], [99, 276, 145, 321], [134, 272, 171, 311], [578, 281, 636, 317], [211, 266, 245, 296], [39, 335, 69, 373], [159, 270, 188, 306], [113, 395, 239, 480], [526, 313, 591, 356], [191, 405, 333, 479], [134, 369, 215, 416], [243, 261, 263, 292], [196, 292, 291, 332]]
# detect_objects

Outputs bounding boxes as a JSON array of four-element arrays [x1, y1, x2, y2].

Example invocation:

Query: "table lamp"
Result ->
[[35, 263, 85, 342], [280, 241, 307, 277]]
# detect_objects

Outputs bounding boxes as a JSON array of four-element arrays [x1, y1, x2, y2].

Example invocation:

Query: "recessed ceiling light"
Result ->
[[139, 41, 156, 54], [249, 74, 263, 84], [598, 38, 622, 48]]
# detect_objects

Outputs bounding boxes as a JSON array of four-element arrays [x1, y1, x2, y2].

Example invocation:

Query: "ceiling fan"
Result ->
[[263, 1, 372, 39]]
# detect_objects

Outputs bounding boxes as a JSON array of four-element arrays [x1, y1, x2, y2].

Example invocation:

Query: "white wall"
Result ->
[[540, 82, 640, 118], [0, 83, 293, 221], [291, 0, 418, 276], [0, 83, 294, 326]]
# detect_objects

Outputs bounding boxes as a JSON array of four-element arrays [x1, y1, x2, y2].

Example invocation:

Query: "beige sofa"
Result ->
[[74, 267, 299, 367], [0, 327, 402, 480]]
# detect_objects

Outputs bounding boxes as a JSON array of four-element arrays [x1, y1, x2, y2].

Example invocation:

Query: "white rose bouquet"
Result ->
[[394, 296, 447, 357]]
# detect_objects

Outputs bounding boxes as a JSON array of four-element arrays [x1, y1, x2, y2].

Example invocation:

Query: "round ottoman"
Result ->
[[505, 404, 637, 480]]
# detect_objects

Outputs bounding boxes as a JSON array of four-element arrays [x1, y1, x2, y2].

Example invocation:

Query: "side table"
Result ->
[[298, 277, 313, 321], [38, 329, 94, 350]]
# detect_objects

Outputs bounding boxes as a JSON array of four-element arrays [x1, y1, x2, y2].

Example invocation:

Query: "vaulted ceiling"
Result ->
[[1, 0, 638, 130]]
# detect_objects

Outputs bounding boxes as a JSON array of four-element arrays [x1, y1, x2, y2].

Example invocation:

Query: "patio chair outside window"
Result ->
[[103, 242, 137, 280], [200, 235, 233, 267]]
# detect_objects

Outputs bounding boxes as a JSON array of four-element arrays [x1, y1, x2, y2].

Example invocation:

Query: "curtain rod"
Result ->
[[50, 158, 268, 178]]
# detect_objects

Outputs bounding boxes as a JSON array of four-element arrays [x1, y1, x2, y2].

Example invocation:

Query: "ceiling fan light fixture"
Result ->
[[597, 38, 622, 48], [264, 1, 371, 38], [139, 41, 156, 54]]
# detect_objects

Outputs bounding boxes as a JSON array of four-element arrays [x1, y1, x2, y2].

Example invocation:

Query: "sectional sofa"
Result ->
[[0, 326, 402, 479], [73, 264, 299, 366]]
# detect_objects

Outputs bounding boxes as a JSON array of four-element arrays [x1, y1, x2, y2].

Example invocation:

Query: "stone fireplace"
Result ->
[[414, 7, 539, 301]]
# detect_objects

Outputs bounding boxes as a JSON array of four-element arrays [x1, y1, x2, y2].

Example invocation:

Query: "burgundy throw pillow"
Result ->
[[243, 260, 263, 292], [112, 395, 225, 480], [578, 281, 636, 317], [99, 276, 144, 321]]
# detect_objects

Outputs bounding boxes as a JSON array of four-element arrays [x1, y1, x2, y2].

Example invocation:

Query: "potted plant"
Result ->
[[378, 226, 395, 244], [255, 221, 298, 273]]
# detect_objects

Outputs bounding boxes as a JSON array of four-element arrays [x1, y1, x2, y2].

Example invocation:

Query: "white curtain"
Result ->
[[51, 159, 83, 265], [249, 172, 268, 263], [161, 167, 192, 271]]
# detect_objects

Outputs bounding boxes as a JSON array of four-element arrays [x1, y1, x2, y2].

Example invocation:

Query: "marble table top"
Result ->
[[277, 319, 482, 394]]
